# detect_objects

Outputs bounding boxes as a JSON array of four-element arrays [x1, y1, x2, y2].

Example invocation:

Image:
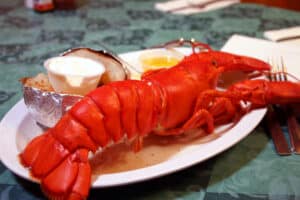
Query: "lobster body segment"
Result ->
[[19, 44, 300, 200], [144, 66, 201, 129]]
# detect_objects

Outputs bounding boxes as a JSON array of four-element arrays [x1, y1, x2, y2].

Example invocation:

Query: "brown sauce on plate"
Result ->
[[90, 129, 220, 176]]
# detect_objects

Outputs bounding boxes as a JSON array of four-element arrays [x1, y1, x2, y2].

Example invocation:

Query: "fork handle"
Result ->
[[286, 109, 300, 154], [266, 107, 291, 156]]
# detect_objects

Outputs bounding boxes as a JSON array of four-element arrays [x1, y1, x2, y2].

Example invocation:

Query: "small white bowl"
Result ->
[[44, 56, 105, 96]]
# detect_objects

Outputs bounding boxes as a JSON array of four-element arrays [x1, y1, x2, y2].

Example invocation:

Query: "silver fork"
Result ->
[[265, 59, 290, 155], [269, 57, 300, 154], [265, 105, 291, 155]]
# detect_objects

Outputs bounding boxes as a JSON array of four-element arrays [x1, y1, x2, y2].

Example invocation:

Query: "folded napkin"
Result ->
[[155, 0, 239, 15], [264, 26, 300, 47], [222, 34, 300, 80]]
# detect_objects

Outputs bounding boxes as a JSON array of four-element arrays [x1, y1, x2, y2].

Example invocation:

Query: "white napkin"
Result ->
[[221, 34, 300, 80], [264, 26, 300, 47], [155, 0, 239, 15]]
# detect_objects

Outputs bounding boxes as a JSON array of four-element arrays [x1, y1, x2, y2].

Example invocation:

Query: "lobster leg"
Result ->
[[206, 97, 241, 125], [153, 109, 214, 136], [153, 95, 241, 136]]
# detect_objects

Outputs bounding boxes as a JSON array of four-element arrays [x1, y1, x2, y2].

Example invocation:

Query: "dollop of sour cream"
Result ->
[[45, 56, 105, 95], [47, 56, 104, 76]]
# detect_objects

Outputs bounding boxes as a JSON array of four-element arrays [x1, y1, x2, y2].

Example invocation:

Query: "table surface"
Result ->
[[241, 0, 300, 11], [1, 0, 300, 199]]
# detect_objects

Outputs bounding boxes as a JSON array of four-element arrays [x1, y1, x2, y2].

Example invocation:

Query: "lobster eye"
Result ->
[[211, 60, 218, 67]]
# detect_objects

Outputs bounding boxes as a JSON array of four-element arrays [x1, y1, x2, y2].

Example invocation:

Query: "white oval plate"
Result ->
[[0, 49, 267, 188]]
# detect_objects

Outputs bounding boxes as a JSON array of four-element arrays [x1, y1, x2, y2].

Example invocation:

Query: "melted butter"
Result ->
[[90, 129, 220, 177], [142, 57, 181, 71], [139, 49, 184, 73]]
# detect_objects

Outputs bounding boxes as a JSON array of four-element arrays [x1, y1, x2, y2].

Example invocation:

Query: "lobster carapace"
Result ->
[[20, 40, 300, 200]]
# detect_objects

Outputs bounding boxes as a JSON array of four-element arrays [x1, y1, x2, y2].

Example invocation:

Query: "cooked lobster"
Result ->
[[20, 41, 300, 200]]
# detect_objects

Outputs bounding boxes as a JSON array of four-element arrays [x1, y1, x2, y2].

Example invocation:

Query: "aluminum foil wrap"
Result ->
[[22, 85, 82, 128], [21, 47, 134, 128]]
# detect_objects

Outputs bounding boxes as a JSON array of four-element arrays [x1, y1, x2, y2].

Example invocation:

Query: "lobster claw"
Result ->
[[264, 81, 300, 104], [228, 79, 300, 106], [196, 51, 271, 72]]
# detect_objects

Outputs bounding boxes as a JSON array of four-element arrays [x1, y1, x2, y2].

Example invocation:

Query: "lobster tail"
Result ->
[[51, 113, 98, 152], [88, 85, 123, 142], [110, 81, 139, 139], [87, 80, 163, 141], [20, 130, 92, 200], [70, 97, 111, 147], [41, 149, 91, 200], [20, 132, 70, 178], [20, 79, 167, 199]]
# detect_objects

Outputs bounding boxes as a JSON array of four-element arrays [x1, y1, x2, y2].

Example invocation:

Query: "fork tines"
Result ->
[[267, 57, 300, 155]]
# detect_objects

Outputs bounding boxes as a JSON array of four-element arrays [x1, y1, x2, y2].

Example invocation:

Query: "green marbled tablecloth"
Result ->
[[1, 0, 300, 199]]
